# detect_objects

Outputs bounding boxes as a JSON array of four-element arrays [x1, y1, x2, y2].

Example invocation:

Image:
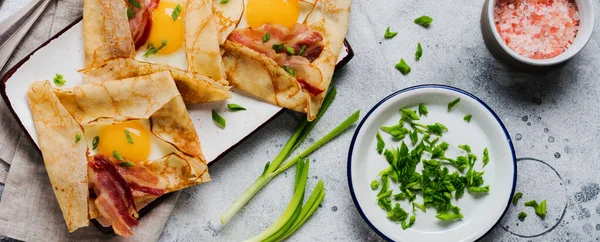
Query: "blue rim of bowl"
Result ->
[[347, 84, 517, 242]]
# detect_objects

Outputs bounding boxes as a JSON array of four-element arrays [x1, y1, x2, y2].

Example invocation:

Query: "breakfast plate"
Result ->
[[0, 19, 353, 164], [348, 85, 516, 241]]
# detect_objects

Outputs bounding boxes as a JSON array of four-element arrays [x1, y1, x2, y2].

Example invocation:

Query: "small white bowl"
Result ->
[[481, 0, 595, 70], [347, 85, 516, 242]]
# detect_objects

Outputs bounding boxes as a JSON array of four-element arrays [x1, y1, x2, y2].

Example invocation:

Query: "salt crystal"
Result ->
[[494, 0, 579, 59]]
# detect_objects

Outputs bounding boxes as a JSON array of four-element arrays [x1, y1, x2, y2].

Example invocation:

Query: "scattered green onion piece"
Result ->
[[414, 15, 433, 27], [227, 104, 246, 111], [384, 27, 398, 39], [395, 58, 411, 75], [212, 110, 226, 128], [447, 98, 460, 112], [415, 42, 423, 61]]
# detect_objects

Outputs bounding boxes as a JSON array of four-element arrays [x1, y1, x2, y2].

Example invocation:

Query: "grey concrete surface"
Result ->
[[1, 0, 600, 241]]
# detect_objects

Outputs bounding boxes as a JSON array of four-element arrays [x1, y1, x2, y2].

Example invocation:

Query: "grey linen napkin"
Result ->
[[0, 1, 180, 241]]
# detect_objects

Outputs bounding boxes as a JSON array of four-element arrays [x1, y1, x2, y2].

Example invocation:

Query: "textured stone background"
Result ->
[[1, 0, 599, 241]]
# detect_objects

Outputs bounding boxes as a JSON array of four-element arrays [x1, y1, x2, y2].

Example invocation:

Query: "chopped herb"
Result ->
[[414, 15, 433, 27], [92, 136, 100, 150], [524, 200, 538, 208], [524, 200, 546, 218], [171, 4, 182, 21], [124, 130, 134, 144], [381, 124, 409, 140], [395, 58, 411, 75], [128, 0, 141, 8], [482, 148, 489, 167], [127, 7, 136, 19], [262, 32, 270, 43], [53, 74, 66, 86], [272, 43, 284, 53], [74, 133, 82, 143], [458, 144, 471, 153], [464, 114, 472, 122], [447, 98, 460, 112], [401, 214, 416, 230], [409, 130, 418, 145], [387, 203, 408, 222], [415, 42, 423, 61], [371, 180, 380, 190], [467, 186, 490, 193], [536, 200, 547, 218], [212, 110, 226, 128], [427, 123, 448, 136], [286, 46, 296, 55], [418, 103, 428, 116], [376, 131, 385, 154], [119, 161, 134, 167], [412, 202, 426, 212], [298, 45, 307, 55], [518, 211, 527, 220], [143, 40, 167, 57], [113, 150, 124, 161], [227, 104, 246, 111], [512, 192, 523, 205], [283, 66, 295, 76], [220, 0, 229, 3], [384, 27, 398, 39], [400, 108, 420, 121]]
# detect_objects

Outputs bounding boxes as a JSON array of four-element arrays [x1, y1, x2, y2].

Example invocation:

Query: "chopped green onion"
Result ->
[[113, 150, 124, 161], [262, 32, 271, 43], [128, 0, 141, 8], [415, 42, 423, 61], [376, 131, 385, 154], [220, 0, 229, 3], [418, 103, 428, 116], [127, 7, 136, 19], [395, 58, 411, 75], [464, 114, 472, 122], [482, 148, 489, 167], [286, 46, 296, 55], [53, 74, 66, 86], [143, 40, 167, 57], [124, 130, 134, 144], [384, 27, 398, 39], [512, 192, 523, 205], [92, 136, 100, 150], [74, 133, 82, 143], [371, 180, 380, 190], [414, 15, 433, 27], [227, 104, 246, 111], [518, 211, 527, 220], [298, 45, 307, 55], [283, 66, 295, 76], [212, 110, 226, 128], [119, 161, 134, 167], [272, 43, 284, 52], [171, 4, 182, 21], [447, 98, 460, 112]]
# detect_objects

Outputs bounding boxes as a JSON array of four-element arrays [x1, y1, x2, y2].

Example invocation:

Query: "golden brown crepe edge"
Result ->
[[83, 0, 136, 68], [27, 81, 90, 232]]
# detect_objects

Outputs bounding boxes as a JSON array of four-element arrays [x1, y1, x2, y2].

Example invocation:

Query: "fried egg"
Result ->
[[239, 0, 315, 29], [135, 0, 187, 70], [85, 119, 177, 164]]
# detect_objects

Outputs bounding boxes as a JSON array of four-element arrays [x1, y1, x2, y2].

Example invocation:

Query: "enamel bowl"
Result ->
[[348, 85, 516, 241]]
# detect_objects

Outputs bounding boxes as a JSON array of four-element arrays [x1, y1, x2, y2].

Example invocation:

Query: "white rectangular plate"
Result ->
[[1, 20, 353, 163]]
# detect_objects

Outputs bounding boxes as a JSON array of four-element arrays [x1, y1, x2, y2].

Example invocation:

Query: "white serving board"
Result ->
[[2, 21, 351, 163]]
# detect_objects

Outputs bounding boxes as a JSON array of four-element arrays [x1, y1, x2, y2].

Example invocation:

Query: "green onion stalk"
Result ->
[[220, 88, 360, 226]]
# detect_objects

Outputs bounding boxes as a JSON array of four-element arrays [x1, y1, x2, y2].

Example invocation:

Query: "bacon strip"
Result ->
[[128, 0, 159, 49], [89, 155, 138, 236], [228, 24, 325, 96]]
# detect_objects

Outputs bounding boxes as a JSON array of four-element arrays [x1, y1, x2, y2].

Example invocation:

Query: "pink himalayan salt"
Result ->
[[494, 0, 579, 59]]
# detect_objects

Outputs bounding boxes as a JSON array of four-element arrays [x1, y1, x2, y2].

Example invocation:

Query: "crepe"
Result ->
[[214, 0, 352, 120], [27, 71, 210, 236], [79, 57, 231, 104], [82, 0, 230, 103]]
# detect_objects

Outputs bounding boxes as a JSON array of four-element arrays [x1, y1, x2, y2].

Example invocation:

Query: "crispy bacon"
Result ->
[[89, 155, 138, 236], [228, 24, 325, 96], [128, 0, 159, 49], [116, 165, 164, 197]]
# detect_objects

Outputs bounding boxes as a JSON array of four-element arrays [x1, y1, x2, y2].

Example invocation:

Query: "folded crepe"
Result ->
[[214, 0, 351, 120], [27, 71, 210, 236], [82, 0, 229, 103]]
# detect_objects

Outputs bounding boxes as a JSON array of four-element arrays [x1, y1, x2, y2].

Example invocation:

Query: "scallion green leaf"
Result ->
[[227, 103, 246, 111], [414, 15, 433, 27], [384, 27, 398, 39], [212, 110, 226, 128]]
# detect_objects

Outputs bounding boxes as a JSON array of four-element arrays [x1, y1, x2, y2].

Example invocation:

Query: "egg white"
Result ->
[[84, 119, 177, 162]]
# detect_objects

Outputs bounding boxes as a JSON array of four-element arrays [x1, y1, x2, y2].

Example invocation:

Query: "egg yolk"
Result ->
[[146, 1, 185, 54], [245, 0, 300, 29], [98, 120, 151, 163]]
